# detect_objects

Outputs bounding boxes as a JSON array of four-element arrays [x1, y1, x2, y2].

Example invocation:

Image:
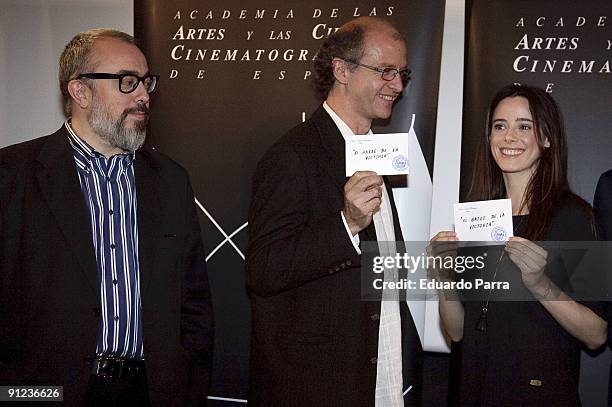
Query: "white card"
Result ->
[[453, 199, 514, 242], [345, 133, 409, 176]]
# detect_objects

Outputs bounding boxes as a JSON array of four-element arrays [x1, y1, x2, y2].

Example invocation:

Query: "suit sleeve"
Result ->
[[0, 164, 7, 376], [594, 170, 612, 240], [179, 177, 214, 404], [593, 171, 612, 342], [246, 142, 361, 298]]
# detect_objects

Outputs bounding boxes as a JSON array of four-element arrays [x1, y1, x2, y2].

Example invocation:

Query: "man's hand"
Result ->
[[342, 171, 383, 236]]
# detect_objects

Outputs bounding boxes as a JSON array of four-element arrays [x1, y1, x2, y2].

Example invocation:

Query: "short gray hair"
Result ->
[[59, 29, 135, 115]]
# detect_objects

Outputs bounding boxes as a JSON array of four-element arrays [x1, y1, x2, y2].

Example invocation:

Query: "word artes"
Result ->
[[172, 26, 225, 41], [514, 34, 579, 50], [515, 16, 607, 27]]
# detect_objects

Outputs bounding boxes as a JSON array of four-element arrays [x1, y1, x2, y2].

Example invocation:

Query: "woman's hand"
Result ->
[[427, 231, 458, 281], [505, 238, 606, 349], [505, 236, 550, 297]]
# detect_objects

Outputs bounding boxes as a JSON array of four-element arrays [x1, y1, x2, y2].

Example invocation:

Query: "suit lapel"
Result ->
[[134, 150, 162, 297], [36, 127, 99, 295], [313, 106, 380, 243], [313, 106, 347, 191], [311, 108, 419, 389]]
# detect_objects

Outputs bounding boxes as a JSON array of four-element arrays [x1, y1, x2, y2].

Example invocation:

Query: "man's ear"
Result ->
[[67, 79, 91, 110], [331, 57, 349, 85]]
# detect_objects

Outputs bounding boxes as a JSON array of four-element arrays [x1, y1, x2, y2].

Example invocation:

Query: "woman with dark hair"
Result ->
[[431, 84, 607, 406]]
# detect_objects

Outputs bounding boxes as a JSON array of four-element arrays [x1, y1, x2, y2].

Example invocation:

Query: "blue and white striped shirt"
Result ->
[[65, 121, 144, 359]]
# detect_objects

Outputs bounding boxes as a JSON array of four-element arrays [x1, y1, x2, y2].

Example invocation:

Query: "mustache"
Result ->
[[123, 104, 150, 119], [118, 104, 149, 134]]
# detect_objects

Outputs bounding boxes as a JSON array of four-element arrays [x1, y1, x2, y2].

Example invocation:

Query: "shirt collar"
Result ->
[[65, 119, 96, 160], [65, 119, 135, 164], [322, 101, 373, 139]]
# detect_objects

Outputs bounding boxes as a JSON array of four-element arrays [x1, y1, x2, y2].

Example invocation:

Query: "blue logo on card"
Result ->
[[392, 155, 408, 171], [491, 226, 507, 242]]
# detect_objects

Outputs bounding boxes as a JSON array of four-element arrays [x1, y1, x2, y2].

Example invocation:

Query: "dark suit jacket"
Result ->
[[594, 170, 612, 241], [246, 106, 422, 406], [593, 169, 612, 407], [0, 127, 213, 406]]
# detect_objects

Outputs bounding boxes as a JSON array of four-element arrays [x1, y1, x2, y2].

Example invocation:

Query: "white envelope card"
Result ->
[[345, 133, 409, 176], [453, 199, 514, 242]]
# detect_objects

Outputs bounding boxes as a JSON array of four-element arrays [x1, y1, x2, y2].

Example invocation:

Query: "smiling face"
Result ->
[[86, 37, 151, 152], [489, 96, 550, 181], [343, 28, 407, 132]]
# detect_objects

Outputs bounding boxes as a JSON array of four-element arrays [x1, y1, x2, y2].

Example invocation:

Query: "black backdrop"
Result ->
[[134, 0, 445, 403], [462, 1, 612, 405], [133, 0, 612, 404], [462, 0, 612, 204]]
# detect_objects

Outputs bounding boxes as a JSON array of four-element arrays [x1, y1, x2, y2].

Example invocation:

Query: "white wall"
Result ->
[[0, 0, 132, 148]]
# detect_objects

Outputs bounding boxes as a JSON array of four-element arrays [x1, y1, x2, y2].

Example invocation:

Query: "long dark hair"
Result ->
[[467, 84, 590, 240]]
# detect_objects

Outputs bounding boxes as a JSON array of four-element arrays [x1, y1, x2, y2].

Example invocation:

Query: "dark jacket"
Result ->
[[0, 127, 214, 406], [246, 106, 422, 406]]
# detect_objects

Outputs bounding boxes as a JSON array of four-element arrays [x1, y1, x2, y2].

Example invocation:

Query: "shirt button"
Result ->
[[370, 357, 377, 365], [106, 177, 111, 182], [110, 243, 116, 249], [346, 260, 352, 266], [370, 313, 380, 321], [529, 379, 543, 387], [114, 316, 119, 321], [113, 279, 118, 284], [109, 209, 114, 215]]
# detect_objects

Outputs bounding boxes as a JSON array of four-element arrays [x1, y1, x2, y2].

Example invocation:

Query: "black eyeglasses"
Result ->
[[77, 73, 159, 94], [342, 59, 411, 85]]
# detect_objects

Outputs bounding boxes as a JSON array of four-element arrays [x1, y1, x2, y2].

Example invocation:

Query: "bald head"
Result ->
[[340, 16, 403, 40], [313, 17, 406, 99]]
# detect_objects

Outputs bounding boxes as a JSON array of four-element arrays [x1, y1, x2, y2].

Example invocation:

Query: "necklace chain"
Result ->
[[475, 249, 505, 332]]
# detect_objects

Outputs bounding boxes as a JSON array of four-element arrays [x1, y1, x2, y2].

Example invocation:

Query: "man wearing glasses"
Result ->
[[247, 17, 421, 406], [0, 29, 213, 406]]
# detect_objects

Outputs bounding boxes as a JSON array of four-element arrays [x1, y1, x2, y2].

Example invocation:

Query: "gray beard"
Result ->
[[89, 101, 147, 153]]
